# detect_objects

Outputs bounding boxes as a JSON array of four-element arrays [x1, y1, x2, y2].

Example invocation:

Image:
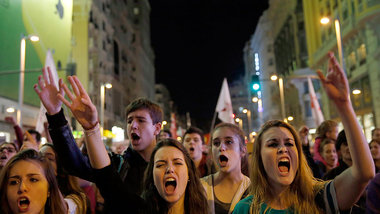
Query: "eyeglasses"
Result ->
[[0, 147, 16, 153]]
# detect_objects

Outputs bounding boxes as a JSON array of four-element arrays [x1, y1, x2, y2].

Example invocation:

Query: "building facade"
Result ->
[[303, 0, 380, 140], [244, 0, 323, 130]]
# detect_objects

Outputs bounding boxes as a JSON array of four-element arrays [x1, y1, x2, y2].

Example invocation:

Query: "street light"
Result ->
[[6, 107, 15, 113], [100, 83, 112, 136], [320, 17, 345, 73], [235, 117, 243, 130], [352, 89, 361, 95], [161, 120, 168, 129], [17, 34, 39, 126], [242, 108, 252, 141]]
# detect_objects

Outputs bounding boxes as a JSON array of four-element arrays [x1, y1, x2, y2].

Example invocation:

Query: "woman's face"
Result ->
[[212, 127, 244, 174], [260, 127, 298, 189], [6, 160, 49, 214], [153, 146, 189, 205], [321, 143, 338, 168], [40, 146, 57, 176], [370, 142, 380, 160]]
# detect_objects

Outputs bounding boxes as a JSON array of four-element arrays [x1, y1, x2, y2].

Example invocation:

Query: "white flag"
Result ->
[[35, 50, 59, 134], [308, 77, 324, 126], [215, 78, 234, 124]]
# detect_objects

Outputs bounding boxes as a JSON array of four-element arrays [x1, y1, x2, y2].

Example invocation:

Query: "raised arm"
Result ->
[[317, 52, 375, 210], [57, 75, 110, 169], [34, 67, 94, 180]]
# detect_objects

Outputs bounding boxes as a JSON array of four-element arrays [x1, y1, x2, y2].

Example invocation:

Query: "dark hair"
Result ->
[[142, 139, 208, 214], [0, 142, 18, 152], [183, 126, 204, 144], [212, 123, 249, 176], [40, 144, 87, 212], [125, 98, 163, 125], [27, 129, 42, 142], [369, 139, 380, 147], [318, 138, 336, 155], [371, 128, 380, 138], [336, 130, 347, 151], [162, 129, 172, 138], [316, 120, 337, 139], [0, 149, 66, 214]]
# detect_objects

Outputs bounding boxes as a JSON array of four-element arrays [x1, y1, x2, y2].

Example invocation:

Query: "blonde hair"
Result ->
[[249, 120, 326, 213]]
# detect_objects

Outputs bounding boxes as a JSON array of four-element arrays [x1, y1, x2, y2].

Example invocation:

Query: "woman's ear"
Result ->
[[240, 146, 247, 157]]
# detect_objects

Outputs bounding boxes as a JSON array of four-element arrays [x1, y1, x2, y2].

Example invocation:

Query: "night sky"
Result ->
[[149, 0, 269, 131]]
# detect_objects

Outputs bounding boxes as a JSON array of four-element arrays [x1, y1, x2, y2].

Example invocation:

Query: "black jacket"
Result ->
[[47, 109, 148, 213]]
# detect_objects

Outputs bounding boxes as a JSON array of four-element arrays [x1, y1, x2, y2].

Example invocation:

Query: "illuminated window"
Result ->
[[357, 44, 367, 65], [348, 51, 356, 71]]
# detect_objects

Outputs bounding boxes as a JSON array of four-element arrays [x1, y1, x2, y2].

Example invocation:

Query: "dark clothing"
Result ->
[[323, 159, 366, 213], [13, 124, 23, 150], [302, 145, 323, 179], [323, 159, 349, 180], [94, 165, 145, 213], [198, 154, 216, 178], [46, 109, 148, 213], [367, 173, 380, 214]]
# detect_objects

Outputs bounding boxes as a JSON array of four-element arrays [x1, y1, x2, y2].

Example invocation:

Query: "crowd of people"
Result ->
[[0, 53, 379, 213]]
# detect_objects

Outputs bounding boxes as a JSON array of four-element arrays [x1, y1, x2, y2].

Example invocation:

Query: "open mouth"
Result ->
[[0, 155, 6, 160], [219, 155, 228, 167], [130, 133, 140, 141], [189, 147, 194, 152], [18, 197, 30, 211], [164, 178, 177, 194], [278, 158, 290, 173]]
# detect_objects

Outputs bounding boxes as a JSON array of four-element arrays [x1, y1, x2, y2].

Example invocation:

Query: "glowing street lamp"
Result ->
[[6, 107, 15, 113], [100, 83, 112, 135], [270, 74, 278, 81], [320, 17, 345, 73], [287, 116, 294, 121], [17, 34, 39, 126], [242, 108, 252, 141], [235, 118, 243, 129], [352, 89, 361, 95]]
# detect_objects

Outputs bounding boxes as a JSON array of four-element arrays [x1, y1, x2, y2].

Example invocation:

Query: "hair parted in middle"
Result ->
[[249, 120, 327, 214], [142, 138, 209, 214]]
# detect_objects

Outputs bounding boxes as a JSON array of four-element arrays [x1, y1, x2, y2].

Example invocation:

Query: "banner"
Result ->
[[215, 78, 234, 123], [308, 77, 324, 126], [35, 50, 59, 134], [170, 113, 178, 139]]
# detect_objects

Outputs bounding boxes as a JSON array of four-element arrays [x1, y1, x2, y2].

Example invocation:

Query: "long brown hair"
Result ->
[[0, 149, 66, 214], [249, 120, 326, 213], [142, 138, 209, 214], [41, 143, 88, 214]]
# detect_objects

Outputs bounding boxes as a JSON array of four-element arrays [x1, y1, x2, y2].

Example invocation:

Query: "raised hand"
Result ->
[[317, 52, 350, 105], [34, 67, 64, 115], [298, 126, 309, 146], [5, 116, 17, 126], [20, 131, 39, 152], [58, 76, 98, 130]]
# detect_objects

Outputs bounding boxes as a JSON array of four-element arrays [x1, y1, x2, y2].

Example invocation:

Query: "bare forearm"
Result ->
[[84, 124, 111, 169]]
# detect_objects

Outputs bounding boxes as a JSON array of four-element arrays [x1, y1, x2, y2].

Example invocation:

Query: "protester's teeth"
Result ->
[[166, 178, 175, 182]]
